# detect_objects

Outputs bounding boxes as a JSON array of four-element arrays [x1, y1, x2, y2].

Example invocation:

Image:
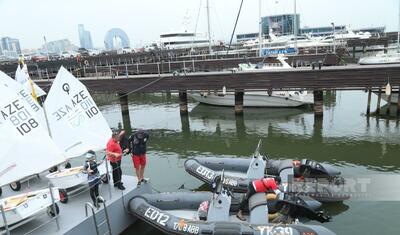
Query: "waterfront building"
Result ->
[[78, 24, 93, 49], [261, 14, 300, 36], [41, 39, 78, 54], [0, 37, 21, 58]]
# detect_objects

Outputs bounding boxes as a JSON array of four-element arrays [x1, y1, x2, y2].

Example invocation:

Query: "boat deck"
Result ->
[[0, 174, 151, 235]]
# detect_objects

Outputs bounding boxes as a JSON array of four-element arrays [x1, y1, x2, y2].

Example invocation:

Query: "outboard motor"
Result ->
[[207, 172, 232, 222], [246, 139, 267, 179], [299, 159, 343, 182], [248, 193, 269, 224]]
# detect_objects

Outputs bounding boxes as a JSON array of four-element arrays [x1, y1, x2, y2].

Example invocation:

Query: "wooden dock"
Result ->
[[35, 64, 400, 93]]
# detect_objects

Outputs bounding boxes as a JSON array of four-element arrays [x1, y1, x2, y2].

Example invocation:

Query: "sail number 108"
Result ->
[[9, 109, 38, 136]]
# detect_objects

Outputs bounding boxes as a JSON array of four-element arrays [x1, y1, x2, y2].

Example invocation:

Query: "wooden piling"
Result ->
[[397, 86, 400, 117], [313, 90, 324, 116], [179, 91, 188, 115], [376, 87, 382, 115], [386, 87, 392, 115], [234, 90, 244, 115], [366, 88, 372, 115], [118, 93, 132, 131]]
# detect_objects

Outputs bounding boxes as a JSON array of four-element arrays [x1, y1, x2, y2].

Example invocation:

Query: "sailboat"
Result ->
[[0, 70, 50, 191], [44, 67, 112, 200], [15, 64, 46, 99], [0, 76, 65, 227]]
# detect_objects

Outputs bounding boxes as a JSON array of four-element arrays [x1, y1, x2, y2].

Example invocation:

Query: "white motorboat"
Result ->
[[44, 67, 112, 194], [238, 55, 292, 71], [191, 55, 313, 107], [190, 91, 313, 108], [0, 188, 60, 227], [359, 53, 400, 65], [160, 30, 210, 50]]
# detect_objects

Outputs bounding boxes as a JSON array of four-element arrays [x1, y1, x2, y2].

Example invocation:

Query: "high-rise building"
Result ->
[[78, 24, 93, 49], [104, 28, 130, 50], [0, 37, 21, 57], [261, 14, 300, 36], [42, 39, 78, 54]]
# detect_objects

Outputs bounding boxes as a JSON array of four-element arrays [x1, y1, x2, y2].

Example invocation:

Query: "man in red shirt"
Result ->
[[106, 132, 125, 190]]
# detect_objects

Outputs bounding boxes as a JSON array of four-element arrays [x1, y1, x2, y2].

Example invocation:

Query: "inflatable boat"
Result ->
[[184, 142, 349, 202], [129, 180, 335, 235]]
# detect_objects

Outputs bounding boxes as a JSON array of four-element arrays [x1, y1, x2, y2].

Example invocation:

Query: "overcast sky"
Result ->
[[0, 0, 398, 49]]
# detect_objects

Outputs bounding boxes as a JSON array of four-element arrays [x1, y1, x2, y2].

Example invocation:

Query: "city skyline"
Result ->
[[0, 0, 398, 50]]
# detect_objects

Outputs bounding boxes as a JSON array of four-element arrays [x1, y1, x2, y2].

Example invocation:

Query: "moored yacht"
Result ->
[[190, 90, 313, 108], [160, 30, 210, 50], [359, 52, 400, 65]]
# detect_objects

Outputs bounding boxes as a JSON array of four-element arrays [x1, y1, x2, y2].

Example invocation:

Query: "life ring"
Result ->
[[84, 60, 89, 66]]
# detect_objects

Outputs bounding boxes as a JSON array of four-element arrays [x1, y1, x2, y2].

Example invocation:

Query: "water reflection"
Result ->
[[106, 92, 400, 235], [96, 92, 400, 173]]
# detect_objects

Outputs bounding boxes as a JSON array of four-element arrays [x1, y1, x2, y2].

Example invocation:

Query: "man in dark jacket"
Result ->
[[128, 129, 149, 185]]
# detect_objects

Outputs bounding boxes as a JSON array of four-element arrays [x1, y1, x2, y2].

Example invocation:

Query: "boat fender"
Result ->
[[293, 160, 302, 178], [197, 201, 209, 221]]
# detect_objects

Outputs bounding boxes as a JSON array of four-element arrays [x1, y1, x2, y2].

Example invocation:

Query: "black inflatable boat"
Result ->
[[184, 142, 349, 202], [129, 181, 335, 235]]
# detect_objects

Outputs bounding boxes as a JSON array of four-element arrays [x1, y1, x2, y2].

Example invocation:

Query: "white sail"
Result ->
[[15, 64, 46, 97], [0, 80, 66, 186], [0, 71, 47, 127], [44, 67, 112, 158]]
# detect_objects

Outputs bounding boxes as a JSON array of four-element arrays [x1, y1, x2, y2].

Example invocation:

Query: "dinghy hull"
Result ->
[[0, 188, 60, 227]]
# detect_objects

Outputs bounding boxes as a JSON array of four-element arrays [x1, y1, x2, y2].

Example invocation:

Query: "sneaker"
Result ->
[[141, 179, 147, 183], [137, 181, 142, 186], [118, 185, 126, 190]]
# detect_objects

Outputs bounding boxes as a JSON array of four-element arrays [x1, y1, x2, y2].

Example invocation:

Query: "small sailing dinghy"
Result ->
[[44, 67, 112, 202], [129, 174, 335, 235], [0, 79, 64, 228], [2, 66, 51, 192], [185, 140, 349, 202]]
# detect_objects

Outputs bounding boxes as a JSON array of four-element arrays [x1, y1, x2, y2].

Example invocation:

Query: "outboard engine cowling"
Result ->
[[248, 193, 269, 224]]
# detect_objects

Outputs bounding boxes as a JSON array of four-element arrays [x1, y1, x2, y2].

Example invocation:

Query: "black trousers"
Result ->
[[110, 160, 122, 186], [239, 183, 257, 211], [89, 184, 99, 204]]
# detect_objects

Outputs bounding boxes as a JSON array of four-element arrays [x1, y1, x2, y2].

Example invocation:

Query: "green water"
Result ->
[[94, 91, 400, 235]]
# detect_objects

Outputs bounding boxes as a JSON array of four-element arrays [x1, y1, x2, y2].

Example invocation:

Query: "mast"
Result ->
[[259, 0, 262, 57], [206, 0, 212, 54], [398, 0, 400, 50], [294, 0, 298, 54]]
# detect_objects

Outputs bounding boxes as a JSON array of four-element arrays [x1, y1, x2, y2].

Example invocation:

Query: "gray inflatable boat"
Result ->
[[129, 181, 335, 235], [184, 142, 349, 202]]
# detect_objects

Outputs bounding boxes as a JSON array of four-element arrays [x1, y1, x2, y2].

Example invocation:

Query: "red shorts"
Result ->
[[132, 154, 146, 168]]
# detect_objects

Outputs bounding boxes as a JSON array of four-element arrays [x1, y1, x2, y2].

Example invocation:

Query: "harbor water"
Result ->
[[92, 91, 400, 235]]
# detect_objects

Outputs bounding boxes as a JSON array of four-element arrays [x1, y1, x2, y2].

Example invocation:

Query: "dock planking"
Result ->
[[35, 64, 400, 93]]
